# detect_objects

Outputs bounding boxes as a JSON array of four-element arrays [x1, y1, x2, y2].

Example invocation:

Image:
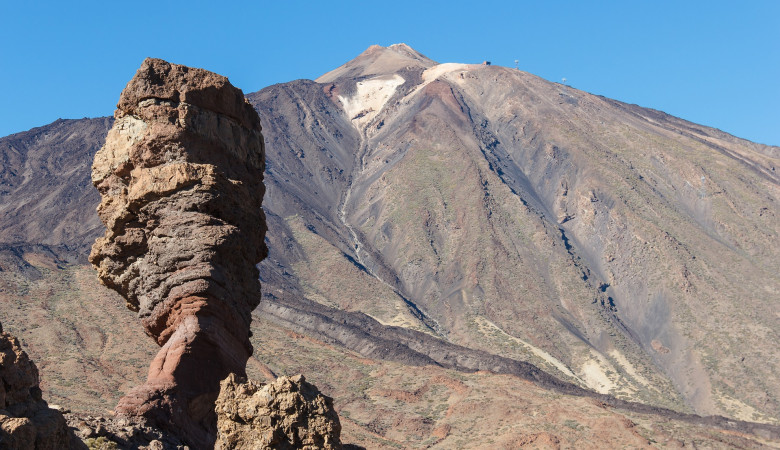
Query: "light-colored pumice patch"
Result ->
[[338, 74, 405, 128]]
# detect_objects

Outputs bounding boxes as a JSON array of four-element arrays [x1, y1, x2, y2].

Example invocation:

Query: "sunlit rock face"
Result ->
[[89, 57, 267, 447]]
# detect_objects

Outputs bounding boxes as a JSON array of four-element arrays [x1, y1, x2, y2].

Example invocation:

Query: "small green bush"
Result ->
[[84, 436, 119, 450]]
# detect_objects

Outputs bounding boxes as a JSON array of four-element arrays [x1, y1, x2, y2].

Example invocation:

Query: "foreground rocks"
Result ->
[[89, 57, 268, 447], [0, 324, 70, 449], [60, 374, 342, 450], [215, 374, 342, 450], [65, 413, 188, 449]]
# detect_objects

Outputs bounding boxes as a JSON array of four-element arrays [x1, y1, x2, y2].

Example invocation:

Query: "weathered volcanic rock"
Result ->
[[89, 58, 267, 447], [0, 324, 70, 449], [215, 374, 341, 450], [64, 413, 189, 449]]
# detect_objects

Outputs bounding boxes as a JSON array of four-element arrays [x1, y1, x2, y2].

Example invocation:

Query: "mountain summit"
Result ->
[[316, 43, 436, 83]]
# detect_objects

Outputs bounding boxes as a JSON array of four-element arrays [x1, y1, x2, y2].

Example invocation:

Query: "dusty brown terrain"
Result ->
[[3, 260, 778, 448], [249, 313, 780, 449], [0, 263, 155, 413]]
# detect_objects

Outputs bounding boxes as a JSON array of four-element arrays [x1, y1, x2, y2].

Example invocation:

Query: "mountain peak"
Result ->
[[316, 43, 436, 83], [387, 43, 428, 59]]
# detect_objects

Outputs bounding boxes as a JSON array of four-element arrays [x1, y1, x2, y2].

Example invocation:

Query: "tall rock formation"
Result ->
[[89, 58, 267, 447], [0, 324, 70, 449]]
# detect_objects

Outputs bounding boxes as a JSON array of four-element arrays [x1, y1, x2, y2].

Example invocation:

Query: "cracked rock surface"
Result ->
[[89, 57, 267, 448], [215, 373, 342, 450]]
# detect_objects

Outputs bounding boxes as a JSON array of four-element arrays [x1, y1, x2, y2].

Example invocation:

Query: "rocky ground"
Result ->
[[2, 259, 779, 448]]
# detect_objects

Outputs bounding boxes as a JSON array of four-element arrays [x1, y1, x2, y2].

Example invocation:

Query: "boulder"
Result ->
[[215, 374, 341, 449]]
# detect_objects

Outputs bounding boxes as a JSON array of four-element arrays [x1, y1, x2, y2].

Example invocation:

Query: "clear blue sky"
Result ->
[[2, 1, 778, 145]]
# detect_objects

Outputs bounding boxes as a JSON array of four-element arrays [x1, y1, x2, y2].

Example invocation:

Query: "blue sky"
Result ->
[[2, 1, 778, 145]]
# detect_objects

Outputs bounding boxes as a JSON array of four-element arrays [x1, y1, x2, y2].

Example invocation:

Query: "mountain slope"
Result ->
[[248, 44, 780, 422], [0, 118, 111, 255]]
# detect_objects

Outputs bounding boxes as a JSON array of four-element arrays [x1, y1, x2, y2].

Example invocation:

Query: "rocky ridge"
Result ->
[[0, 118, 111, 259]]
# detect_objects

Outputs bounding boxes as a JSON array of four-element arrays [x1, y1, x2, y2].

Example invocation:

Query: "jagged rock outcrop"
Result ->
[[215, 374, 341, 449], [89, 57, 267, 447], [0, 324, 70, 449]]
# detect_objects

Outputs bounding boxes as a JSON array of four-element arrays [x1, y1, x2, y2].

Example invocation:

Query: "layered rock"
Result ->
[[89, 58, 267, 447], [215, 374, 341, 449], [0, 324, 70, 449]]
